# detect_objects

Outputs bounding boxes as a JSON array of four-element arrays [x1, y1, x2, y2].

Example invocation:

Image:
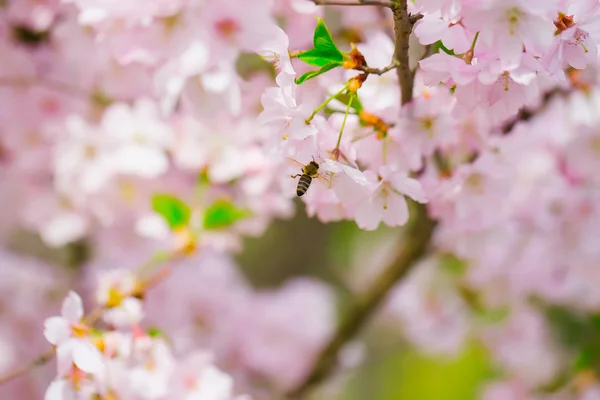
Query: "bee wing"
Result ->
[[284, 157, 305, 171]]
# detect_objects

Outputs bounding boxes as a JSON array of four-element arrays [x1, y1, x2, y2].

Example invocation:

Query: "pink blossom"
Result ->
[[258, 84, 316, 142], [258, 26, 295, 79], [461, 0, 559, 69], [354, 166, 428, 230], [414, 10, 473, 54], [44, 292, 104, 375], [430, 152, 514, 231], [101, 98, 173, 178], [96, 270, 144, 327]]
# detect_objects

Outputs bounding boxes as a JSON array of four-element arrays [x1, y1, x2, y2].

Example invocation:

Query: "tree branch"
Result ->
[[287, 203, 436, 398], [360, 60, 399, 75], [393, 3, 419, 105], [501, 87, 572, 134], [286, 2, 433, 397], [312, 0, 393, 7], [0, 350, 54, 385]]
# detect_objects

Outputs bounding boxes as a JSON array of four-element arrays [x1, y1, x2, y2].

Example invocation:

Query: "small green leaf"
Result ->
[[297, 18, 345, 67], [298, 48, 344, 67], [147, 327, 164, 338], [151, 194, 191, 229], [203, 200, 251, 230], [313, 18, 343, 54], [295, 62, 340, 84]]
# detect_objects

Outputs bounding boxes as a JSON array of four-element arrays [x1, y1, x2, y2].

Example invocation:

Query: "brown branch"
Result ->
[[312, 0, 393, 6], [393, 4, 419, 104], [409, 13, 424, 24], [287, 203, 436, 398], [501, 87, 572, 134], [286, 2, 433, 398], [360, 60, 399, 75], [0, 350, 54, 385]]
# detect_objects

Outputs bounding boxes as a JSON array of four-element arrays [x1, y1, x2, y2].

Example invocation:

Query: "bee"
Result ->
[[289, 157, 330, 197], [287, 155, 338, 197]]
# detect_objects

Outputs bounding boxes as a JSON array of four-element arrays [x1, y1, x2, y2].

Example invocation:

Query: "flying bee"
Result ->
[[287, 156, 332, 197]]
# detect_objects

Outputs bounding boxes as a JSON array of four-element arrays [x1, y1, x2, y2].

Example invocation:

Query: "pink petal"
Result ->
[[44, 379, 69, 400], [56, 340, 76, 377], [354, 196, 383, 231], [383, 192, 410, 227], [392, 176, 428, 203], [61, 291, 84, 323], [43, 317, 70, 346], [72, 341, 103, 374]]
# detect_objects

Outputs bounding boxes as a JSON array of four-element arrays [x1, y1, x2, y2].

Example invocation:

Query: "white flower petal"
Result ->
[[43, 317, 70, 345], [72, 341, 103, 374], [62, 291, 84, 323], [392, 176, 428, 203], [44, 379, 69, 400]]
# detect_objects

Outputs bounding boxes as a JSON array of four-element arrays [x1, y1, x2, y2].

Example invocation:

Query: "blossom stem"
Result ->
[[469, 31, 480, 53], [0, 350, 55, 385], [501, 88, 572, 134], [305, 83, 350, 124], [334, 94, 354, 153]]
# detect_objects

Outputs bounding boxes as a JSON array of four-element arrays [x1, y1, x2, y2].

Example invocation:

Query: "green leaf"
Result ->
[[295, 62, 340, 84], [203, 199, 251, 230], [298, 48, 344, 67], [151, 194, 191, 229], [297, 18, 345, 67], [147, 327, 164, 338], [313, 18, 344, 56]]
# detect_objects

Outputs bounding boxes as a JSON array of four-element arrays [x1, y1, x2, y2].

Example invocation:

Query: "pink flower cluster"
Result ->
[[1, 0, 600, 398], [42, 288, 250, 399]]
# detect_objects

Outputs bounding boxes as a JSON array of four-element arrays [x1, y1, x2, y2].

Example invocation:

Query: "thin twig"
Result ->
[[0, 76, 91, 99], [360, 60, 399, 75], [409, 13, 424, 24], [501, 87, 571, 134], [312, 0, 393, 7], [0, 350, 55, 385]]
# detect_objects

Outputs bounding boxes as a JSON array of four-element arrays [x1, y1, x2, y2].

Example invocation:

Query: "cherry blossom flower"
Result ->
[[461, 0, 558, 69], [101, 99, 173, 179], [44, 292, 104, 375], [96, 270, 144, 327], [354, 166, 428, 230]]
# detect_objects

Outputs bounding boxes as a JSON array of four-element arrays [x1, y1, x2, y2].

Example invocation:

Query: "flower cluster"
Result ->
[[43, 289, 249, 399], [1, 0, 600, 399]]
